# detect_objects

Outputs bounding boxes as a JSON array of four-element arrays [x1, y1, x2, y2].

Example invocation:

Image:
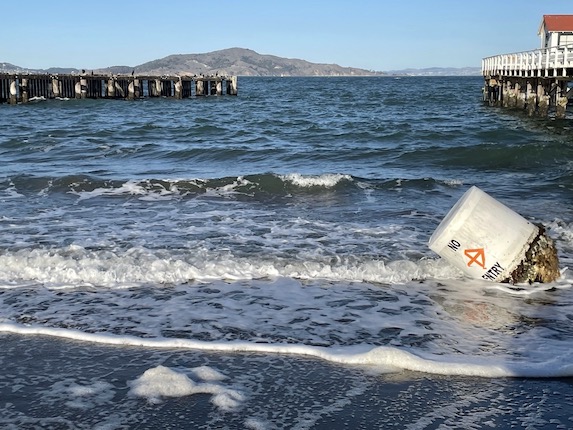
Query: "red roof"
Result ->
[[540, 15, 573, 32]]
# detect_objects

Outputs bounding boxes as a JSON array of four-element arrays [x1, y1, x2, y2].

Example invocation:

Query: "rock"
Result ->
[[505, 225, 560, 284]]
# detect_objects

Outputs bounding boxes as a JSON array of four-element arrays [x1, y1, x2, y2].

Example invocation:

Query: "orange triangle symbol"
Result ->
[[464, 248, 486, 269]]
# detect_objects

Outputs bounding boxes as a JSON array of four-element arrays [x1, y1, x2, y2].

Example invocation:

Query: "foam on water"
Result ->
[[279, 173, 352, 188], [64, 173, 354, 202], [0, 244, 461, 287], [49, 380, 115, 410], [0, 218, 570, 287], [1, 173, 416, 202], [0, 266, 572, 380], [1, 320, 573, 378]]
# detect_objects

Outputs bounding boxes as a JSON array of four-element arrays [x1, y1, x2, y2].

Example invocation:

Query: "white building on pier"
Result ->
[[482, 15, 573, 117]]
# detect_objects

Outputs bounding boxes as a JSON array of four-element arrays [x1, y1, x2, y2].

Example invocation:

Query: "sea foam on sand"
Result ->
[[128, 365, 244, 410]]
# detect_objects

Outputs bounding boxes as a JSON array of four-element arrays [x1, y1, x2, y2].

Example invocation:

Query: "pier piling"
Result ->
[[0, 72, 237, 104], [9, 78, 17, 104], [482, 42, 573, 118]]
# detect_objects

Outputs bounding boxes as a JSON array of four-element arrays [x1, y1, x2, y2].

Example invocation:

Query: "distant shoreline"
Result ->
[[1, 48, 481, 78]]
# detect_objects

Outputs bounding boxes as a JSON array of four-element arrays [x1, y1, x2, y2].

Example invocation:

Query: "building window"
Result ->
[[558, 32, 573, 46]]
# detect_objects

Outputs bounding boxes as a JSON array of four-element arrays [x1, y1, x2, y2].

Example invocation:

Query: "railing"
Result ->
[[482, 43, 573, 77]]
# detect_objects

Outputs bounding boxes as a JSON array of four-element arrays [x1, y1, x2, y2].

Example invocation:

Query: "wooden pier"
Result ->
[[0, 72, 238, 104], [482, 45, 573, 118], [482, 15, 573, 118]]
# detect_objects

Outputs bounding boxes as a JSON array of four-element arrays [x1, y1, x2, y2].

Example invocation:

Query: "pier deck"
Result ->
[[0, 73, 238, 104]]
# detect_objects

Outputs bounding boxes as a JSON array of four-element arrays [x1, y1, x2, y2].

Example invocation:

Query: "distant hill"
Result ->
[[114, 48, 384, 77], [0, 49, 480, 77], [0, 62, 81, 74], [0, 62, 35, 73], [388, 67, 481, 76]]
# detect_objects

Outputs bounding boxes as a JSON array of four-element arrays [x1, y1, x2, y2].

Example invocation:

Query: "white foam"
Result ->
[[129, 365, 197, 402], [485, 283, 563, 296], [442, 178, 464, 186], [69, 177, 257, 201], [0, 180, 24, 199], [548, 218, 573, 249], [244, 418, 269, 430], [128, 365, 243, 410], [191, 366, 227, 381], [47, 379, 115, 410], [0, 245, 461, 287], [279, 173, 352, 188], [2, 322, 573, 378], [70, 180, 149, 201]]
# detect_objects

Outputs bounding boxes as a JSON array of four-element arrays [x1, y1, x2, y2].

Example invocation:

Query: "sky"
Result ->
[[2, 0, 572, 71]]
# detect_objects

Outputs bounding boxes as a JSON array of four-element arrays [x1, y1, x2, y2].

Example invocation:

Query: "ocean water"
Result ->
[[0, 76, 573, 429]]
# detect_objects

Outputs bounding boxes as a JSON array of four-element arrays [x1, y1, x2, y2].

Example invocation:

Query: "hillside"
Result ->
[[118, 48, 383, 77], [1, 48, 480, 76]]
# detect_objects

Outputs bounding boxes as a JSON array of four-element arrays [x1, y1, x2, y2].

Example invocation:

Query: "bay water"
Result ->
[[1, 76, 573, 429]]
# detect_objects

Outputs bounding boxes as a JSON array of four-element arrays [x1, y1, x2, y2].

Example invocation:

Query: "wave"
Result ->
[[0, 173, 464, 201], [1, 322, 572, 378], [396, 141, 573, 174], [0, 244, 462, 287], [1, 241, 571, 289]]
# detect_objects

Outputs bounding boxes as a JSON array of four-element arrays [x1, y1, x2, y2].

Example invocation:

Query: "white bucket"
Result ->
[[429, 186, 538, 282]]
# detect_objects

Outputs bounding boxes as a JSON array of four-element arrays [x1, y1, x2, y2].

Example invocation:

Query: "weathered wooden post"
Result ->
[[60, 78, 66, 98], [154, 79, 162, 97], [74, 78, 81, 99], [115, 80, 126, 98], [229, 76, 238, 95], [65, 78, 71, 98], [182, 79, 192, 97], [9, 78, 18, 104], [128, 79, 135, 100], [526, 81, 536, 116], [80, 75, 87, 99], [174, 77, 182, 99], [486, 75, 499, 105], [502, 81, 510, 107], [0, 77, 7, 103], [507, 80, 517, 108], [216, 79, 222, 96], [163, 80, 172, 97], [134, 79, 141, 98], [92, 78, 103, 98], [107, 77, 116, 98], [51, 76, 60, 98], [196, 79, 205, 96], [516, 82, 526, 110], [30, 78, 37, 99], [556, 82, 568, 118], [20, 78, 29, 103], [537, 83, 549, 117]]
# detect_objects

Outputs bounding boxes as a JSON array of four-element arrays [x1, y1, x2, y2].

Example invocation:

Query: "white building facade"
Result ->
[[539, 15, 573, 48]]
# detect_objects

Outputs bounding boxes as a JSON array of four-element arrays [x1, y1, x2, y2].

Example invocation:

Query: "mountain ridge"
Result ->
[[0, 48, 480, 76]]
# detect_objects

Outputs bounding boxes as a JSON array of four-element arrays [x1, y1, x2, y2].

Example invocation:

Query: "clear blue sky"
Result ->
[[2, 0, 571, 71]]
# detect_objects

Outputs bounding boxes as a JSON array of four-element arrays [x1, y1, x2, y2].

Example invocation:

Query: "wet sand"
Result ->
[[1, 334, 572, 429]]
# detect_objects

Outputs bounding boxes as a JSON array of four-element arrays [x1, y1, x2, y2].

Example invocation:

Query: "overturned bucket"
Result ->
[[429, 186, 559, 284]]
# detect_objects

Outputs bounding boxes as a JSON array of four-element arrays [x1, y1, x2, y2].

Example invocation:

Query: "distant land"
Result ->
[[0, 47, 481, 77], [386, 67, 481, 76]]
